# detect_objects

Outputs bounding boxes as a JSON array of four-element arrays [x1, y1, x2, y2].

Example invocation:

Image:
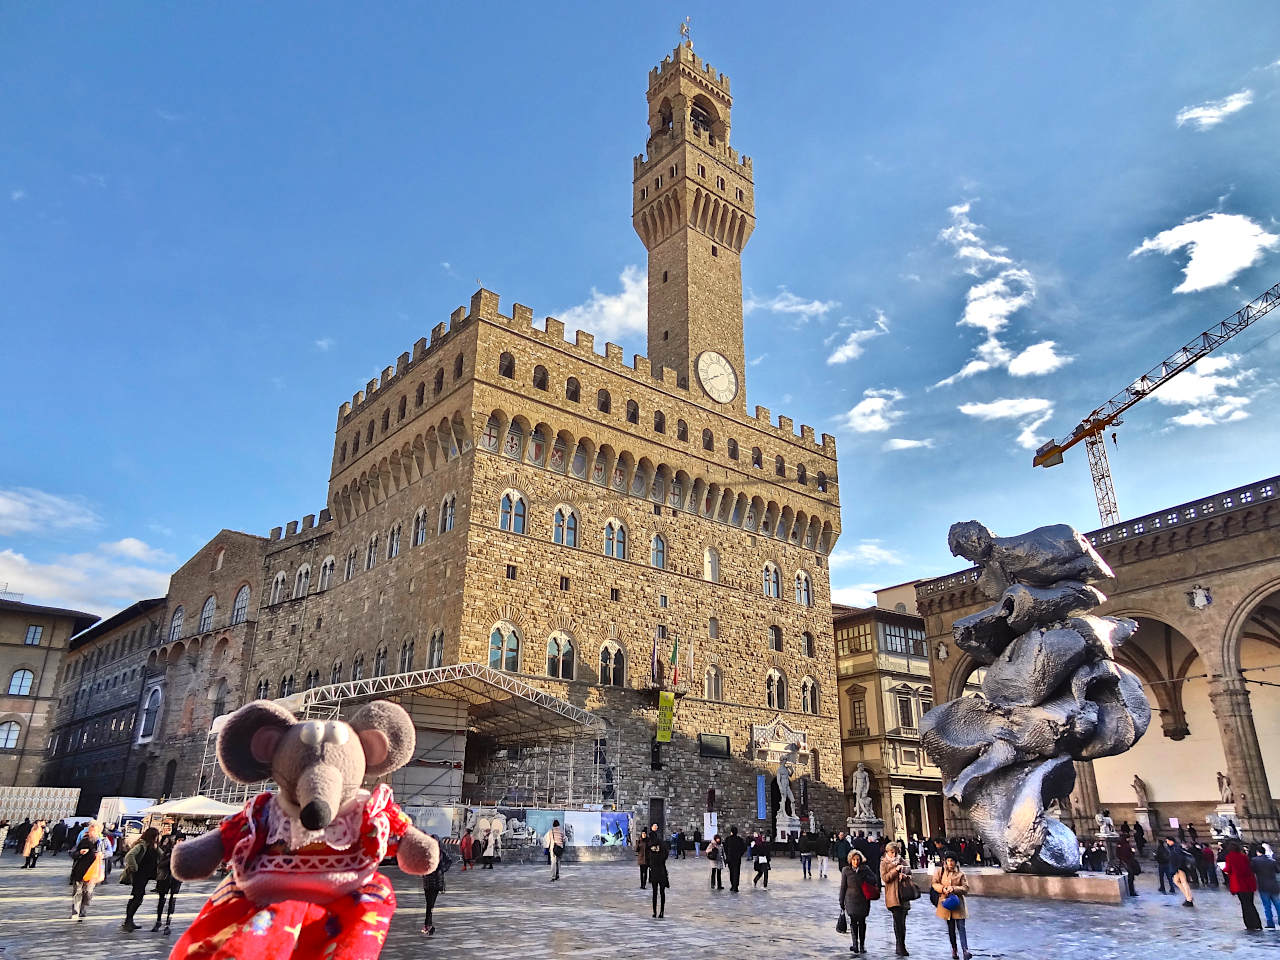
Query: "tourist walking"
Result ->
[[1202, 843, 1221, 887], [459, 828, 475, 870], [645, 824, 670, 918], [21, 819, 45, 868], [152, 833, 182, 933], [420, 834, 452, 935], [637, 827, 650, 888], [1251, 844, 1280, 929], [832, 830, 852, 867], [120, 827, 160, 931], [706, 833, 725, 890], [932, 852, 972, 960], [724, 825, 748, 892], [1117, 837, 1140, 897], [1133, 821, 1146, 856], [816, 829, 830, 879], [799, 829, 816, 879], [881, 840, 913, 957], [840, 849, 878, 954], [481, 827, 499, 868], [68, 821, 109, 921], [751, 833, 771, 888], [48, 819, 67, 856], [545, 819, 565, 881], [1160, 836, 1194, 905], [1223, 841, 1263, 931]]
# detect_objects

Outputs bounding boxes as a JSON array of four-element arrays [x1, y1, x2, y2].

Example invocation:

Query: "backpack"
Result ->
[[438, 847, 455, 874]]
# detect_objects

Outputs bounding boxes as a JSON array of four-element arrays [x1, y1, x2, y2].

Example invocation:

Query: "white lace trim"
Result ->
[[264, 790, 368, 851]]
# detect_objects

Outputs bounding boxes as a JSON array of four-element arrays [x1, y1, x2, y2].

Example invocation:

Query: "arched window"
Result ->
[[708, 617, 719, 639], [140, 688, 161, 737], [294, 565, 311, 598], [434, 368, 444, 396], [381, 409, 390, 433], [702, 428, 714, 451], [553, 507, 578, 547], [769, 625, 783, 652], [654, 411, 666, 433], [374, 646, 388, 677], [796, 464, 808, 485], [318, 558, 335, 591], [331, 660, 342, 685], [0, 721, 19, 749], [489, 625, 520, 672], [413, 508, 429, 546], [366, 422, 374, 444], [500, 493, 527, 534], [704, 665, 723, 701], [427, 630, 444, 668], [161, 757, 178, 796], [677, 419, 689, 441], [416, 382, 425, 407], [803, 631, 816, 658], [766, 669, 788, 711], [255, 677, 270, 699], [817, 471, 828, 493], [168, 606, 185, 642], [387, 522, 402, 559], [498, 352, 516, 378], [199, 595, 216, 633], [597, 389, 611, 413], [279, 674, 295, 697], [546, 634, 575, 680], [454, 354, 464, 380], [231, 585, 251, 624], [599, 642, 625, 686], [795, 571, 813, 606], [397, 396, 406, 421], [366, 534, 379, 570], [727, 438, 739, 460], [626, 399, 639, 424], [703, 546, 720, 582], [650, 534, 666, 569], [775, 455, 786, 477], [270, 572, 286, 605], [351, 655, 365, 681], [439, 494, 456, 533], [211, 678, 230, 716], [604, 521, 627, 559], [345, 549, 358, 581], [533, 365, 548, 390], [304, 670, 318, 690], [801, 677, 819, 715], [352, 433, 360, 456], [762, 563, 781, 598], [399, 638, 415, 673], [566, 377, 581, 402], [8, 669, 34, 696], [340, 441, 348, 463]]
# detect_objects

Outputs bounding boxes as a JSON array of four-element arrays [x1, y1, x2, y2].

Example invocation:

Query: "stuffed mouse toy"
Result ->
[[168, 699, 438, 960]]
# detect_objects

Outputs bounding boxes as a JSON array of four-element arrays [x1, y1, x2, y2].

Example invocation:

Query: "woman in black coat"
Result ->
[[645, 827, 670, 919], [421, 835, 452, 935], [840, 849, 879, 954]]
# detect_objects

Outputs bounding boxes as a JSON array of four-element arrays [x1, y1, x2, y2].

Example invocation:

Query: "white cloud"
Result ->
[[1130, 213, 1278, 293], [957, 396, 1055, 449], [10, 189, 25, 202], [744, 287, 839, 320], [0, 488, 100, 536], [841, 388, 904, 433], [1175, 89, 1254, 130], [155, 108, 184, 122], [314, 337, 334, 351], [883, 438, 934, 451], [827, 311, 890, 364], [0, 546, 171, 618], [558, 264, 648, 342], [959, 268, 1036, 334], [1148, 353, 1255, 427], [101, 537, 175, 565], [831, 541, 906, 568], [1008, 340, 1073, 377], [748, 354, 767, 367], [831, 584, 879, 608]]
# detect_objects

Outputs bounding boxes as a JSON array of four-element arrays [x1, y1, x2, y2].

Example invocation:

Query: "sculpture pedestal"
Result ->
[[1133, 807, 1154, 835], [911, 867, 1127, 905], [775, 815, 802, 843], [846, 817, 886, 839]]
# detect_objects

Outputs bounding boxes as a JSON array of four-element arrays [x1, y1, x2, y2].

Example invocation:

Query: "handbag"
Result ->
[[941, 893, 961, 911], [898, 876, 921, 901], [862, 880, 880, 901], [929, 870, 941, 906], [836, 911, 848, 934], [553, 844, 565, 858]]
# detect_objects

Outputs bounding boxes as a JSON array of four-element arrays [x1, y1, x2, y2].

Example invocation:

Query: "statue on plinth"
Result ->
[[777, 743, 799, 818], [1217, 771, 1234, 805], [1132, 775, 1150, 810], [1095, 810, 1118, 837], [851, 762, 876, 820], [920, 520, 1151, 875]]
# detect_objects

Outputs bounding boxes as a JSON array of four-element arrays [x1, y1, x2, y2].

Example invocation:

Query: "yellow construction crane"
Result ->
[[1033, 280, 1280, 526]]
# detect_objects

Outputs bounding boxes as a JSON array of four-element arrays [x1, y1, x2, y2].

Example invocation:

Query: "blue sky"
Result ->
[[2, 3, 1279, 616]]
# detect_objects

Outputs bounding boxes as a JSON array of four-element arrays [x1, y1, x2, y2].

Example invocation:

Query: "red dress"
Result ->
[[171, 784, 412, 960]]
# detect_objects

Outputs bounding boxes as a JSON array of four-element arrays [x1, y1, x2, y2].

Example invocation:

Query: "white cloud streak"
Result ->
[[314, 337, 334, 351], [883, 438, 934, 451], [957, 396, 1055, 449], [1008, 340, 1073, 377], [10, 189, 25, 202], [827, 311, 890, 364], [0, 488, 100, 536], [1148, 353, 1254, 427], [744, 287, 839, 320], [101, 537, 175, 565], [841, 388, 905, 433], [1175, 89, 1254, 130], [0, 547, 172, 618], [831, 540, 905, 568], [557, 264, 648, 342], [1130, 213, 1278, 293], [830, 585, 879, 608]]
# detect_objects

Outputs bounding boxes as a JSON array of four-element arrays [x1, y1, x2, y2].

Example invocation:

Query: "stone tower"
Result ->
[[633, 41, 755, 411]]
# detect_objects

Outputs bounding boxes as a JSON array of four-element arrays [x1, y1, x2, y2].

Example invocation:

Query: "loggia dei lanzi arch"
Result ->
[[918, 475, 1280, 838]]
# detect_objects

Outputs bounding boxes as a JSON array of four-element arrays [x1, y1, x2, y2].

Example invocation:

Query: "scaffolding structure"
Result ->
[[197, 663, 613, 810]]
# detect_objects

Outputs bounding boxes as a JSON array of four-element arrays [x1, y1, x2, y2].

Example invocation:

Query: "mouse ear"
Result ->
[[217, 700, 296, 784], [350, 700, 416, 776]]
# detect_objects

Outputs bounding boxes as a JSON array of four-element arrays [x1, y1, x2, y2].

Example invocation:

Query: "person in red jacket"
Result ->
[[1222, 841, 1263, 931]]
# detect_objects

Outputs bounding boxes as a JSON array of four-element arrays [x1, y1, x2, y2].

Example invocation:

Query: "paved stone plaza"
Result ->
[[1, 853, 1277, 959]]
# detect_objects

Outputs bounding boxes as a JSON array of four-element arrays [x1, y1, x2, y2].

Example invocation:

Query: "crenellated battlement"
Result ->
[[267, 508, 333, 544], [633, 147, 752, 181], [649, 41, 730, 97]]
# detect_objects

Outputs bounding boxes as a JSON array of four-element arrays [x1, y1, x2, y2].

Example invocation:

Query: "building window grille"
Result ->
[[24, 625, 43, 646], [546, 634, 575, 680], [489, 625, 520, 672]]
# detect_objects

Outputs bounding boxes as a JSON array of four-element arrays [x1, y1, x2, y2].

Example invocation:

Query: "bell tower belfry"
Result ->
[[633, 40, 755, 410]]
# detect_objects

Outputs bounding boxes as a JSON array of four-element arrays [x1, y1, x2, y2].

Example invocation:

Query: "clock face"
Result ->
[[696, 351, 738, 403]]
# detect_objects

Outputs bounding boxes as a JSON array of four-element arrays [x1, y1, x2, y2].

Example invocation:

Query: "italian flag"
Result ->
[[670, 635, 680, 685]]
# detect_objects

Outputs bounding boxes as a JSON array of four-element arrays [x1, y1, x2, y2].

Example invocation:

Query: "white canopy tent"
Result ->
[[140, 795, 240, 818]]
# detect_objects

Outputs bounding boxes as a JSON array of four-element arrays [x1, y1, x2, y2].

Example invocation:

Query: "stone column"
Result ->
[[1207, 677, 1280, 837], [1070, 760, 1101, 834]]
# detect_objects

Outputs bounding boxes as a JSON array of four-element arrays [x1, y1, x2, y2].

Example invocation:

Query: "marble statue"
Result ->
[[1132, 775, 1150, 810], [1217, 771, 1234, 804], [1095, 811, 1117, 837], [921, 520, 1151, 875], [777, 742, 799, 817], [852, 762, 875, 819]]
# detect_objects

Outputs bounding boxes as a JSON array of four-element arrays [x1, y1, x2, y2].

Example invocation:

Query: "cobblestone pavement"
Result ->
[[1, 852, 1277, 959]]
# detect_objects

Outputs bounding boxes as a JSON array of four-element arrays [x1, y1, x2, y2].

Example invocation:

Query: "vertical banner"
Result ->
[[703, 811, 718, 840], [656, 691, 675, 743], [756, 774, 767, 820]]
